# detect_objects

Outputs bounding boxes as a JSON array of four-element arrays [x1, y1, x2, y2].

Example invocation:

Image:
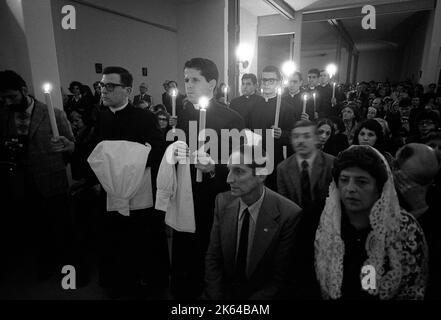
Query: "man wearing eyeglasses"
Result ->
[[92, 66, 168, 299], [133, 82, 152, 107]]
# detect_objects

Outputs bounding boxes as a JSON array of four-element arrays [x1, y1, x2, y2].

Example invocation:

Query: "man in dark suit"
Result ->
[[92, 66, 168, 298], [277, 119, 334, 298], [167, 57, 245, 299], [204, 144, 302, 299], [133, 82, 152, 107], [229, 73, 263, 127], [0, 70, 75, 281]]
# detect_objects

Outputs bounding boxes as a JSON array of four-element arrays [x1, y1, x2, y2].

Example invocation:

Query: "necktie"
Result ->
[[301, 160, 312, 207], [15, 111, 31, 136], [236, 208, 250, 282]]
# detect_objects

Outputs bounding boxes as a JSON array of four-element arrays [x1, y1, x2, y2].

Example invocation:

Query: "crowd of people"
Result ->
[[0, 57, 440, 300]]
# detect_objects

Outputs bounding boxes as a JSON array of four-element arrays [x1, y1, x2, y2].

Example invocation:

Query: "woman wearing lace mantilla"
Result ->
[[315, 145, 428, 300]]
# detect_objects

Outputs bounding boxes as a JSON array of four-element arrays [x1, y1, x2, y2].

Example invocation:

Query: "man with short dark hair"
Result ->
[[277, 119, 334, 298], [166, 57, 245, 299], [229, 73, 263, 127], [92, 66, 168, 298], [204, 144, 302, 299], [282, 71, 305, 123], [0, 70, 75, 282]]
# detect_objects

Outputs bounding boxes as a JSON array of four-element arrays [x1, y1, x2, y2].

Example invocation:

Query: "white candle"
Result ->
[[43, 83, 59, 137], [313, 92, 316, 113], [302, 93, 308, 114], [332, 82, 336, 99], [223, 85, 228, 104], [274, 87, 282, 127], [171, 89, 177, 117], [171, 89, 177, 133], [196, 96, 209, 182]]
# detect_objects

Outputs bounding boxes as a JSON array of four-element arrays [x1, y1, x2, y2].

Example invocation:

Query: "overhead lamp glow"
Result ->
[[281, 60, 296, 77]]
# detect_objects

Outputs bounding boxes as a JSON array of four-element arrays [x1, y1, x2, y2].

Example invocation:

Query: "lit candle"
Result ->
[[313, 92, 316, 113], [302, 93, 308, 114], [43, 83, 59, 137], [171, 89, 177, 133], [332, 82, 336, 99], [223, 85, 228, 104], [260, 88, 263, 95], [196, 96, 209, 182], [274, 87, 282, 127]]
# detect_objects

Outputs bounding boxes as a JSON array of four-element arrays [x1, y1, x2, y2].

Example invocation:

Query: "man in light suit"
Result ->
[[277, 119, 334, 298], [204, 144, 302, 300], [133, 82, 152, 107], [0, 70, 75, 282]]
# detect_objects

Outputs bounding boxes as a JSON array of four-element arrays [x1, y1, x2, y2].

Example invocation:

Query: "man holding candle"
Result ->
[[248, 65, 295, 191], [0, 70, 75, 281], [91, 66, 169, 299], [305, 68, 321, 120], [166, 57, 244, 299], [282, 71, 306, 123]]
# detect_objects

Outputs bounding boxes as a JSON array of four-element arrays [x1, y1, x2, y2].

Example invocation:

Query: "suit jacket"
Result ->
[[204, 187, 302, 300], [133, 93, 152, 106], [277, 150, 334, 208], [0, 100, 75, 197]]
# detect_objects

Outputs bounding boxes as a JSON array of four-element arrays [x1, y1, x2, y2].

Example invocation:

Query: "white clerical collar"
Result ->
[[264, 94, 277, 102], [289, 90, 300, 97], [109, 101, 129, 113]]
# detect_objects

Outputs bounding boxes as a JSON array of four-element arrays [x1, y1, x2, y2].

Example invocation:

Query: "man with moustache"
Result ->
[[0, 70, 75, 281], [277, 120, 334, 298], [167, 57, 245, 299]]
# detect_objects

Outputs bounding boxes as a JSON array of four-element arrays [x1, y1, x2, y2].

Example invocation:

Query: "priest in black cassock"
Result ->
[[317, 69, 334, 118], [248, 65, 295, 191], [305, 68, 321, 121], [91, 66, 169, 299], [229, 73, 263, 128], [167, 58, 245, 299]]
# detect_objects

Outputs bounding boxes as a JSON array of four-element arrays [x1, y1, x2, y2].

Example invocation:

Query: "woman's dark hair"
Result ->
[[332, 146, 388, 192], [329, 116, 346, 133], [353, 119, 385, 151], [151, 104, 166, 113], [317, 118, 335, 137], [69, 81, 83, 93]]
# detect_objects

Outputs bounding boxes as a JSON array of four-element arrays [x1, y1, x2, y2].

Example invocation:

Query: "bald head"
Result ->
[[396, 143, 439, 185]]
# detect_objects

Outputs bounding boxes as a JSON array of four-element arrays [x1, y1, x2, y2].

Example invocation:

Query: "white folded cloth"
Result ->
[[155, 141, 195, 233], [88, 140, 153, 216]]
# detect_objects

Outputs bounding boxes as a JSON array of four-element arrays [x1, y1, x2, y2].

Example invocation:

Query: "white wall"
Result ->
[[51, 0, 179, 104], [177, 0, 227, 89], [240, 6, 258, 76], [0, 0, 33, 93]]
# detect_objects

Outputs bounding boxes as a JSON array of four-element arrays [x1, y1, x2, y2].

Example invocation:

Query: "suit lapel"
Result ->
[[248, 189, 279, 277], [29, 102, 46, 139], [221, 197, 240, 275], [288, 157, 301, 203], [310, 151, 324, 195]]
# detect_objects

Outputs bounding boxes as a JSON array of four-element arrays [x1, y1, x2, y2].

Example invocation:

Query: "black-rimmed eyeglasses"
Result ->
[[98, 82, 126, 92]]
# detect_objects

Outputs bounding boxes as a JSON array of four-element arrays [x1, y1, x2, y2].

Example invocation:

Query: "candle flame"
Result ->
[[199, 96, 209, 109], [277, 87, 282, 95], [313, 92, 316, 98], [303, 94, 308, 101], [171, 88, 177, 97], [223, 86, 228, 94], [43, 83, 52, 93], [326, 64, 337, 78]]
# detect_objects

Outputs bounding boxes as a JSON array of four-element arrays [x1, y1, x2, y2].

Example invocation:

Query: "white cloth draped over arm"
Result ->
[[87, 140, 153, 216], [155, 141, 195, 233]]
